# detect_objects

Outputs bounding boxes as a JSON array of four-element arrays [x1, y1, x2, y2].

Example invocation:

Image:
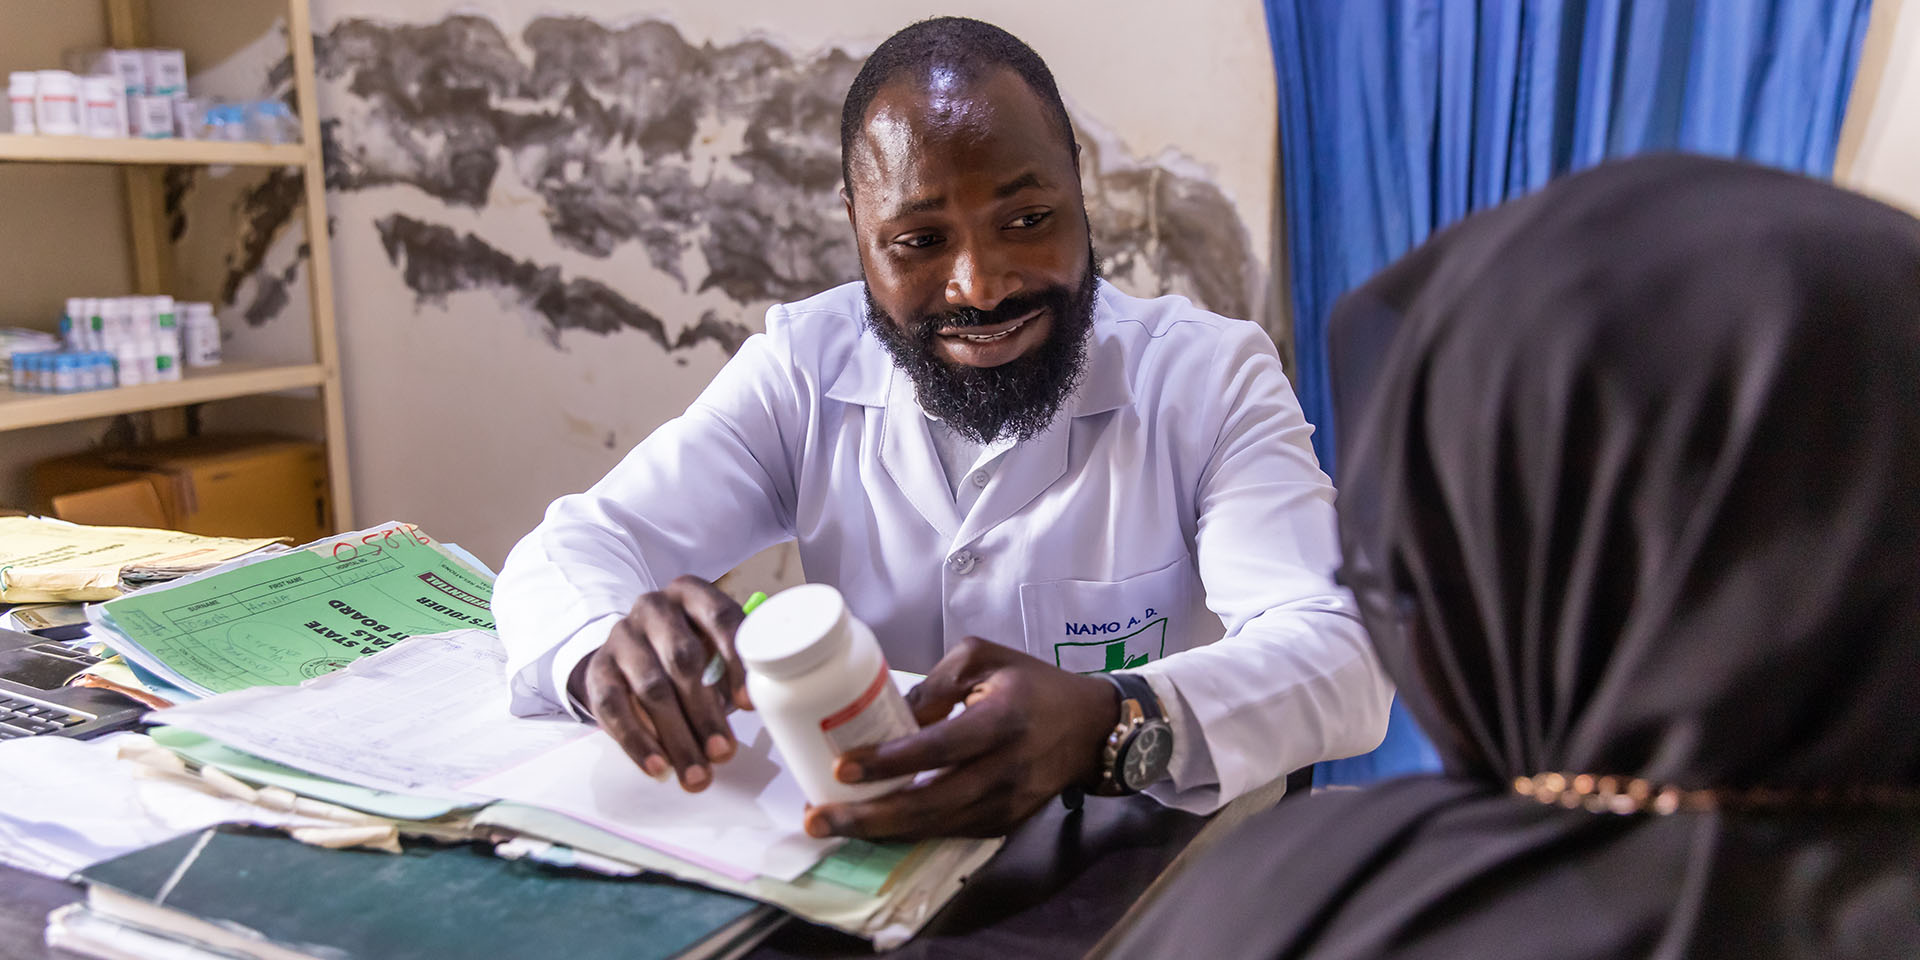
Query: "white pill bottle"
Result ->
[[734, 584, 918, 805]]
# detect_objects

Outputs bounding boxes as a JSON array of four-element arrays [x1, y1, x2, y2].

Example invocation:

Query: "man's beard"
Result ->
[[864, 251, 1099, 444]]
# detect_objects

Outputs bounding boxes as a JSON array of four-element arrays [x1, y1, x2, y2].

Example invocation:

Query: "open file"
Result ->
[[91, 522, 497, 697], [150, 630, 841, 881]]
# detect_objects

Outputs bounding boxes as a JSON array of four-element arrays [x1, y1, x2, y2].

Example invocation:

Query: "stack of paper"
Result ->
[[23, 523, 996, 949], [143, 630, 1000, 945], [0, 734, 338, 879], [87, 522, 499, 699], [0, 517, 284, 603]]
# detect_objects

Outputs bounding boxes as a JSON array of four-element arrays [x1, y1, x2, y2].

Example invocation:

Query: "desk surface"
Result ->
[[2, 795, 1206, 960]]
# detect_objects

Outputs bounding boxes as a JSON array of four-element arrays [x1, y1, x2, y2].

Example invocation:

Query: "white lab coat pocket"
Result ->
[[1018, 557, 1192, 674]]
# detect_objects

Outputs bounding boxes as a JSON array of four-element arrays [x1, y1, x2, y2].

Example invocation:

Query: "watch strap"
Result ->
[[1102, 671, 1162, 721], [1090, 671, 1168, 797]]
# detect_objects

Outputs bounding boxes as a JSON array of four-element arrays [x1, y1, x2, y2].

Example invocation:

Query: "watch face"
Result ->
[[1121, 720, 1173, 791]]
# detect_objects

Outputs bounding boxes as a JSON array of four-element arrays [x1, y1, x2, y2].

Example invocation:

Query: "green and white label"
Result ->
[[1054, 617, 1167, 674]]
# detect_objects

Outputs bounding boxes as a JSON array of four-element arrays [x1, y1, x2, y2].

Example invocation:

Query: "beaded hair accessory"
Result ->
[[1513, 773, 1920, 816]]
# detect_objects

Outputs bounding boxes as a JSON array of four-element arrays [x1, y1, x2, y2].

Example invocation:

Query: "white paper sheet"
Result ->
[[0, 734, 332, 879], [151, 630, 849, 883], [466, 712, 837, 882], [150, 630, 590, 800]]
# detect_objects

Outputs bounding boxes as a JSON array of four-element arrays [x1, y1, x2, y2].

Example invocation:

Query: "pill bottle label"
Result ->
[[7, 96, 32, 135], [818, 660, 917, 755]]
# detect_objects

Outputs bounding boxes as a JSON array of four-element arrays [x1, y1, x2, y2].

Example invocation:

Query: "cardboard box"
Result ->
[[50, 479, 170, 529], [35, 435, 332, 542]]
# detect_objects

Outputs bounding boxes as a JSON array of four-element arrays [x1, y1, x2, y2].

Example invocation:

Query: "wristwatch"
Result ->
[[1091, 671, 1174, 796]]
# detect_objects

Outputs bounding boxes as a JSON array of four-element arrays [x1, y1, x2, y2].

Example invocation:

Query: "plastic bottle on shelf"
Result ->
[[133, 94, 174, 138], [151, 296, 177, 337], [81, 298, 103, 351], [206, 103, 247, 141], [7, 72, 35, 135], [173, 98, 210, 140], [82, 75, 124, 138], [143, 49, 187, 100], [33, 70, 81, 136], [137, 336, 160, 384], [63, 298, 86, 350], [246, 100, 298, 144], [99, 298, 125, 352], [115, 340, 142, 387], [183, 302, 221, 367], [154, 333, 181, 382], [107, 51, 143, 135], [126, 296, 153, 339]]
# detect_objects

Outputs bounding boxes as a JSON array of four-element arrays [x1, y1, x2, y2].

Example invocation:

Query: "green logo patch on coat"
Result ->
[[1054, 618, 1168, 674]]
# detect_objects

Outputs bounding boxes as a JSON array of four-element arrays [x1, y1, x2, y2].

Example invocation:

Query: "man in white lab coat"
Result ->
[[495, 16, 1391, 840]]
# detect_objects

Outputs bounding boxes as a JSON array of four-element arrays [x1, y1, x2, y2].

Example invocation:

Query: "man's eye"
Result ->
[[1008, 212, 1050, 229], [894, 234, 943, 250]]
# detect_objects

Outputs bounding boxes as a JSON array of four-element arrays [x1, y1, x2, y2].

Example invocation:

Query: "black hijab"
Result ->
[[1106, 156, 1920, 960]]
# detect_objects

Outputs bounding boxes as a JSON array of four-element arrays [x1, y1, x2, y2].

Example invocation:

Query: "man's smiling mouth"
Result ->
[[940, 308, 1043, 342]]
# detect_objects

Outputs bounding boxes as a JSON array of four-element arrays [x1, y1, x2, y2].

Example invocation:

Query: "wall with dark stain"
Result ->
[[170, 2, 1278, 570]]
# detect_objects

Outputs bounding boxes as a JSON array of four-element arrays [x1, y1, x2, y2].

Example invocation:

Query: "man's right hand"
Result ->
[[567, 575, 752, 792]]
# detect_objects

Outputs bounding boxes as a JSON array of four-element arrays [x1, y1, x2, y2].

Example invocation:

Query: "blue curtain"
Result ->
[[1265, 0, 1875, 787]]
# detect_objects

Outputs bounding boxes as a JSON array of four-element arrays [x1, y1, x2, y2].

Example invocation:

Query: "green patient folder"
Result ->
[[73, 828, 776, 960]]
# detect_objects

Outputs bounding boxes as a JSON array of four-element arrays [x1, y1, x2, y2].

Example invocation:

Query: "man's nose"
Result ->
[[944, 241, 1021, 312]]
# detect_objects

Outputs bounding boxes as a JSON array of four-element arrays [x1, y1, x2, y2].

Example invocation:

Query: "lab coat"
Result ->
[[496, 280, 1391, 812]]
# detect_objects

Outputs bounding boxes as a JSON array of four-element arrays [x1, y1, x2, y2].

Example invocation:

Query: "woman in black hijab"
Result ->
[[1106, 155, 1920, 960]]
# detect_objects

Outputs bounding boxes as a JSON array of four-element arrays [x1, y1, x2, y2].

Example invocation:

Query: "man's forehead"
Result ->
[[849, 68, 1070, 202], [868, 66, 1006, 144]]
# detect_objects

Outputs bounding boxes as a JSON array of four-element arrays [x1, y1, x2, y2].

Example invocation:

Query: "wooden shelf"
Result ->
[[0, 0, 355, 525], [0, 134, 308, 166], [0, 362, 327, 431]]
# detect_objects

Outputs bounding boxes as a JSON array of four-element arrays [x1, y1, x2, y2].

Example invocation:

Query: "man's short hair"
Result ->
[[840, 17, 1079, 195]]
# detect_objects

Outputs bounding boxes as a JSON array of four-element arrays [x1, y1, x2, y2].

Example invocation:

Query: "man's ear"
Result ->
[[840, 184, 855, 229]]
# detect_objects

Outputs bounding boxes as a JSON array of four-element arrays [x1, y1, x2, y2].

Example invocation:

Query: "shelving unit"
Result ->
[[0, 133, 308, 166], [0, 362, 327, 431], [0, 0, 351, 528]]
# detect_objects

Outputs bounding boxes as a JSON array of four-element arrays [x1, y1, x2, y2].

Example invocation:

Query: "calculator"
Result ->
[[0, 627, 144, 740]]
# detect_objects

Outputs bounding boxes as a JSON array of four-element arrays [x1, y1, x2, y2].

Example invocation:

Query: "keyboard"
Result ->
[[0, 626, 145, 740], [0, 692, 92, 739]]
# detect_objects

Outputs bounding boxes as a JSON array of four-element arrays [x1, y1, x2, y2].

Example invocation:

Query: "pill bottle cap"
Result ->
[[734, 584, 856, 680]]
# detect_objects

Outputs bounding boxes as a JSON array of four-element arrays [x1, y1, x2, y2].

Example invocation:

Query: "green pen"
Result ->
[[703, 590, 769, 686], [741, 591, 769, 616]]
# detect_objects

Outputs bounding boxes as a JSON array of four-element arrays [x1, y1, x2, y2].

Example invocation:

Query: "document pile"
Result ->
[[0, 734, 341, 879], [19, 522, 997, 955], [133, 630, 999, 946], [0, 516, 284, 603], [86, 521, 497, 699]]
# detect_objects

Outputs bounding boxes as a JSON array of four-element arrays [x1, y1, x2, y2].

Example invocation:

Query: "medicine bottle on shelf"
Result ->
[[8, 72, 35, 134], [33, 70, 80, 136], [734, 584, 919, 805], [183, 302, 221, 367], [82, 75, 123, 138]]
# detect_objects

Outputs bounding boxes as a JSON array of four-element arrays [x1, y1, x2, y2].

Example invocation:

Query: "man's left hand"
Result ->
[[802, 636, 1121, 841]]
